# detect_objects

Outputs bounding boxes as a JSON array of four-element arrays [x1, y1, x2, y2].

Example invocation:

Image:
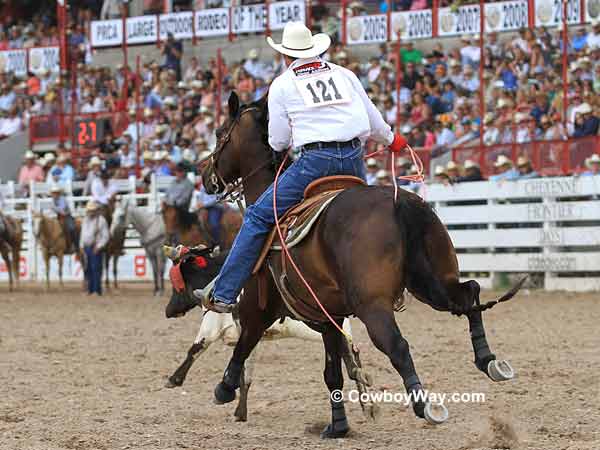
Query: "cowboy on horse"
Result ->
[[195, 21, 408, 313], [49, 184, 79, 254]]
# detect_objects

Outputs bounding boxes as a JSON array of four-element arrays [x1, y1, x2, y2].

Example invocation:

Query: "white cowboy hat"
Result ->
[[494, 155, 513, 168], [44, 153, 56, 162], [366, 158, 378, 167], [483, 112, 495, 125], [446, 161, 461, 171], [266, 21, 331, 59], [24, 150, 36, 159], [585, 154, 600, 167], [49, 184, 62, 193], [86, 200, 99, 212], [578, 103, 592, 114], [434, 165, 447, 176], [464, 159, 479, 170], [182, 148, 196, 163], [88, 156, 102, 167], [376, 169, 388, 179]]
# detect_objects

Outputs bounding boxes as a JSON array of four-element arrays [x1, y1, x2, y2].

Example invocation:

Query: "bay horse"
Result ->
[[162, 203, 242, 249], [101, 202, 125, 290], [0, 213, 22, 291], [200, 92, 525, 438], [32, 213, 79, 289]]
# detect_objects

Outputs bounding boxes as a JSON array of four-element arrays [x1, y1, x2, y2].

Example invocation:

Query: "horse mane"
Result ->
[[239, 94, 292, 174]]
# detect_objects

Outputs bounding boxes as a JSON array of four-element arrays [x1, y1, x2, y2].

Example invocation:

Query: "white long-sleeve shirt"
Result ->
[[267, 57, 393, 151], [91, 179, 118, 206], [80, 215, 109, 250]]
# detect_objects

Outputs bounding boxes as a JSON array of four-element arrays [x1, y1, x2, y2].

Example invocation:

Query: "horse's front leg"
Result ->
[[166, 311, 234, 388], [45, 255, 50, 290], [58, 253, 64, 288], [213, 310, 275, 405]]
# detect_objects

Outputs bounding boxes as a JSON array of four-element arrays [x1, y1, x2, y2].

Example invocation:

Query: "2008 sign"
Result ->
[[501, 2, 528, 29]]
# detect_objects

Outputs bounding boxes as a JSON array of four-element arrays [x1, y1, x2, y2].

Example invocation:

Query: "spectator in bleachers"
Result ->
[[18, 150, 44, 188], [0, 106, 23, 138], [490, 155, 519, 182], [375, 170, 390, 187], [482, 113, 499, 145], [446, 161, 461, 183], [118, 139, 137, 174], [582, 154, 600, 176], [457, 159, 484, 182], [573, 103, 599, 137], [162, 33, 183, 81], [516, 156, 539, 179], [433, 165, 450, 185], [365, 158, 379, 186], [47, 154, 75, 185], [99, 131, 118, 157]]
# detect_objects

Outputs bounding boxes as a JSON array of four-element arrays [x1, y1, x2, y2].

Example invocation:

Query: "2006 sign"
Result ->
[[407, 11, 432, 38], [362, 16, 387, 42]]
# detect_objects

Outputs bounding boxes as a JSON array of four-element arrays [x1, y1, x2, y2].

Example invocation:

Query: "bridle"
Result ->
[[200, 106, 272, 208]]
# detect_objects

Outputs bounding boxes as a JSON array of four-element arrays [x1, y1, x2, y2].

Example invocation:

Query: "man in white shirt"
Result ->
[[91, 170, 118, 218], [195, 21, 408, 314], [588, 21, 600, 49]]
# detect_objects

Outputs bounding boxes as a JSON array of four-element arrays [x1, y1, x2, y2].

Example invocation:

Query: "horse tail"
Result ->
[[393, 194, 454, 312]]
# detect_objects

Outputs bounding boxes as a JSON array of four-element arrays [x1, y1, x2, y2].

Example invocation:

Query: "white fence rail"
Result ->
[[419, 175, 600, 291], [0, 174, 175, 284], [2, 175, 600, 290]]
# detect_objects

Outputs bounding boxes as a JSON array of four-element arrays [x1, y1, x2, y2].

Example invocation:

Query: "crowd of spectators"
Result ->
[[3, 3, 600, 194]]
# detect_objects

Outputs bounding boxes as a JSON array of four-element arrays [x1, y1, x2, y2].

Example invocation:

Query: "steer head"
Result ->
[[164, 244, 226, 318]]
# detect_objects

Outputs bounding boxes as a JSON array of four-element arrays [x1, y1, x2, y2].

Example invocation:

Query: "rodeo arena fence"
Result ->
[[2, 0, 600, 289]]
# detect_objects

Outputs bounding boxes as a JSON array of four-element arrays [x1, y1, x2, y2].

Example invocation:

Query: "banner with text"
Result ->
[[91, 1, 305, 47], [28, 46, 60, 74], [483, 0, 529, 32], [534, 0, 582, 27], [437, 4, 481, 37], [390, 9, 433, 41], [585, 0, 600, 23], [0, 50, 27, 76]]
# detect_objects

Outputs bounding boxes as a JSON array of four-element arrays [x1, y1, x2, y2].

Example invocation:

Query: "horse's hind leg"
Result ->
[[357, 306, 448, 425], [233, 344, 256, 422], [320, 323, 350, 439], [113, 256, 118, 289]]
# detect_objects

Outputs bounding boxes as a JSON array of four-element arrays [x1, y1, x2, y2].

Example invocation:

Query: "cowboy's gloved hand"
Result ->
[[389, 134, 408, 153]]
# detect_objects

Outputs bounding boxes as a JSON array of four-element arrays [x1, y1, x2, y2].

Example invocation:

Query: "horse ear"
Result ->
[[228, 92, 240, 118]]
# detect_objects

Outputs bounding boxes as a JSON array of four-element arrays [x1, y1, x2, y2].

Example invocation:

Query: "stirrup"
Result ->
[[193, 278, 236, 314]]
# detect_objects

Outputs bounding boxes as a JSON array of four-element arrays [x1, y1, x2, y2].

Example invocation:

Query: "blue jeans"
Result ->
[[213, 140, 365, 304], [84, 246, 104, 295]]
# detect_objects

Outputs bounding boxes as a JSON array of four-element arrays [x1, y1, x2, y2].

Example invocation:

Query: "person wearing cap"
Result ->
[[80, 200, 109, 296], [118, 139, 137, 173], [194, 21, 408, 314], [514, 112, 532, 144], [163, 162, 195, 242], [457, 159, 484, 182], [445, 161, 462, 183], [162, 32, 183, 81], [582, 154, 600, 176], [490, 155, 519, 181], [155, 151, 172, 176], [18, 150, 44, 188], [91, 169, 118, 216], [516, 156, 539, 180], [375, 169, 390, 186], [433, 165, 450, 185], [243, 49, 268, 81], [365, 158, 379, 185], [49, 184, 78, 253]]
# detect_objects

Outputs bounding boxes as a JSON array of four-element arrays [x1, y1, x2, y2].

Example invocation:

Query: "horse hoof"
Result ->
[[234, 411, 247, 422], [320, 424, 349, 439], [424, 402, 449, 425], [214, 382, 236, 404], [487, 359, 515, 382], [165, 377, 182, 389]]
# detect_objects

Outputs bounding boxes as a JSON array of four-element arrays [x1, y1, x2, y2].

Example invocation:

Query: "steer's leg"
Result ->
[[320, 322, 350, 439], [165, 311, 234, 388], [357, 305, 448, 425]]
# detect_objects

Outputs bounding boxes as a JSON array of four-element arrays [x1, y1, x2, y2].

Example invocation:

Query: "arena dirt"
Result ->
[[1, 284, 598, 450]]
